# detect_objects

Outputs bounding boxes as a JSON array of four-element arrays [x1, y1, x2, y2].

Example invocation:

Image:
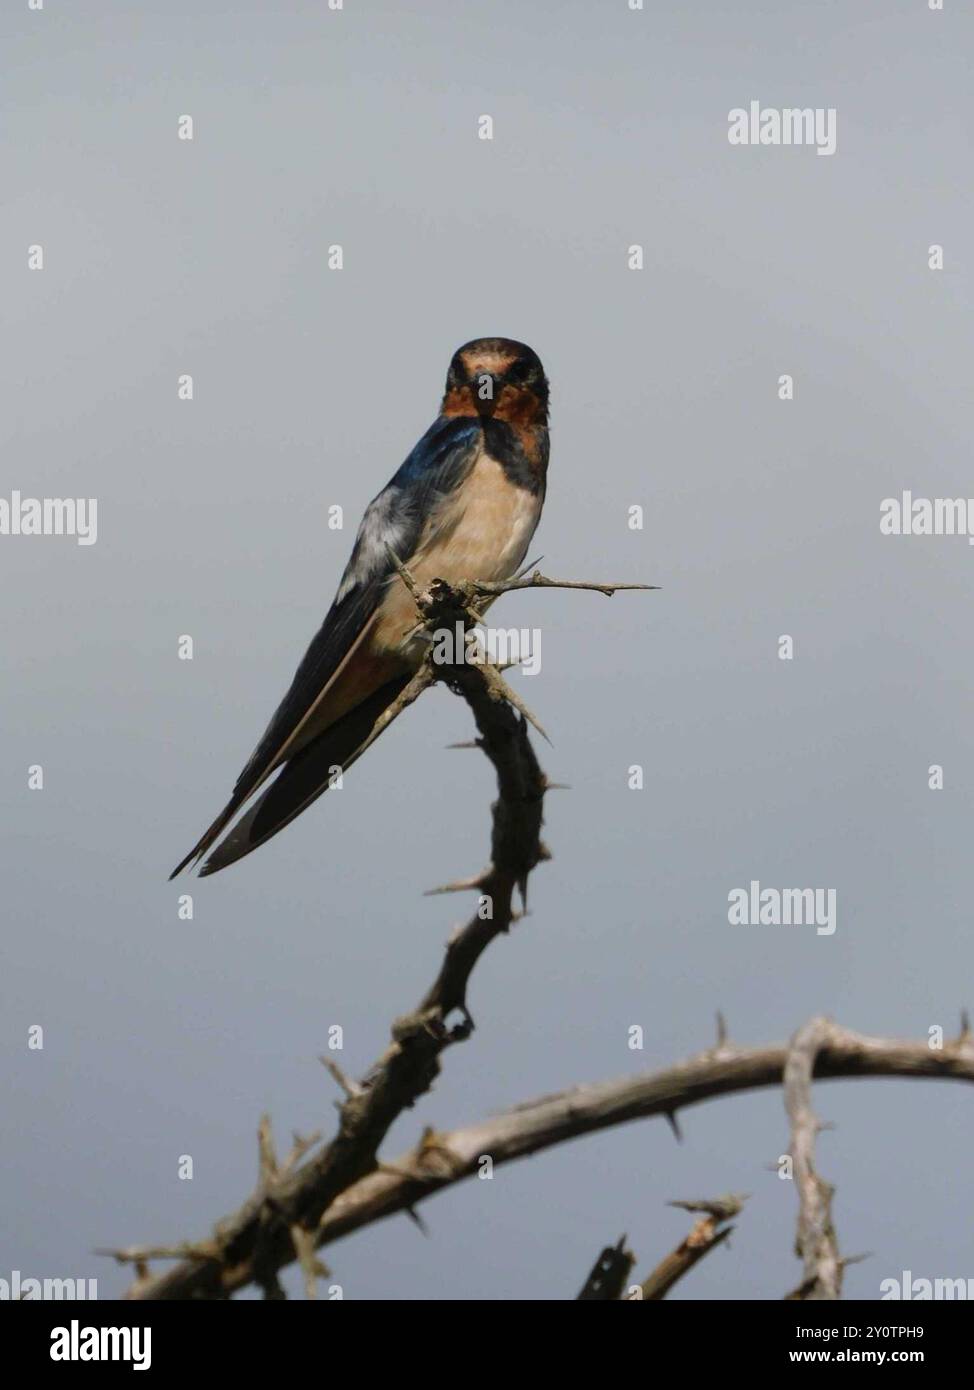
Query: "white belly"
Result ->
[[372, 454, 542, 657]]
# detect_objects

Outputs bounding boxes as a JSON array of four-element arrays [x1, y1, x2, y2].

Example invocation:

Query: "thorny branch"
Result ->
[[287, 1017, 972, 1277], [113, 569, 650, 1299], [108, 571, 970, 1302], [113, 1011, 974, 1298]]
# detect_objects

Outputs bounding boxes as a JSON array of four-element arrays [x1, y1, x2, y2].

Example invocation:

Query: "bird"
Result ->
[[170, 337, 550, 878]]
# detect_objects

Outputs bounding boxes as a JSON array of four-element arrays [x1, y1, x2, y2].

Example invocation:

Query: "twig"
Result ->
[[628, 1195, 746, 1300], [465, 572, 658, 599]]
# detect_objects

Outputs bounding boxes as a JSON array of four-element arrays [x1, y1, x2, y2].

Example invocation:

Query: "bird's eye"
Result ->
[[507, 360, 531, 385]]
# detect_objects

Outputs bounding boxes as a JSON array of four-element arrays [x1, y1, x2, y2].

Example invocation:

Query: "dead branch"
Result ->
[[115, 571, 645, 1300], [783, 1017, 842, 1300], [466, 571, 658, 599], [277, 1020, 973, 1264], [111, 570, 968, 1303], [115, 1017, 973, 1297], [627, 1194, 746, 1300]]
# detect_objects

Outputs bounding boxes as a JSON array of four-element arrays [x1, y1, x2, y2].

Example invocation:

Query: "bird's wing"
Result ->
[[169, 415, 482, 877], [197, 673, 413, 876]]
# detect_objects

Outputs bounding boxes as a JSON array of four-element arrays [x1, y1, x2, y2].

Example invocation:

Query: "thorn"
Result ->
[[664, 1109, 683, 1143], [485, 665, 552, 744], [446, 740, 481, 750], [405, 1206, 430, 1237], [424, 874, 487, 896], [257, 1114, 278, 1183], [716, 1010, 728, 1046], [840, 1250, 872, 1269], [319, 1057, 363, 1100], [959, 1008, 971, 1041], [516, 553, 544, 579], [544, 781, 571, 791], [282, 1130, 322, 1173], [94, 1247, 125, 1263]]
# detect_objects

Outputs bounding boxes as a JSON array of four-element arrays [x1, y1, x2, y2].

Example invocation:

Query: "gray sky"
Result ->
[[3, 0, 972, 1300]]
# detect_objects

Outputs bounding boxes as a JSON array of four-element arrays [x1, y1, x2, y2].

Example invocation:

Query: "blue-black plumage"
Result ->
[[170, 337, 550, 878]]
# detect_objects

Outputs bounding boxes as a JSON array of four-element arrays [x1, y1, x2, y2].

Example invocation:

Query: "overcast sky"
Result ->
[[3, 0, 972, 1300]]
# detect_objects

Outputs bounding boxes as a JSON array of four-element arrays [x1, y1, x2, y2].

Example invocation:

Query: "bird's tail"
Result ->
[[169, 801, 245, 880], [177, 675, 411, 879]]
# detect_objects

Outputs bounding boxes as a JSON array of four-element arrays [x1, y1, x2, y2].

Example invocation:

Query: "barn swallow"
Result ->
[[170, 337, 550, 878]]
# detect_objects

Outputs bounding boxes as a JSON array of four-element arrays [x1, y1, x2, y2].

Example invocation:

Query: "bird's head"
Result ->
[[441, 337, 549, 428]]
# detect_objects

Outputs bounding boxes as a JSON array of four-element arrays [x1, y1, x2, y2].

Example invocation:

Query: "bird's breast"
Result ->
[[371, 451, 543, 660]]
